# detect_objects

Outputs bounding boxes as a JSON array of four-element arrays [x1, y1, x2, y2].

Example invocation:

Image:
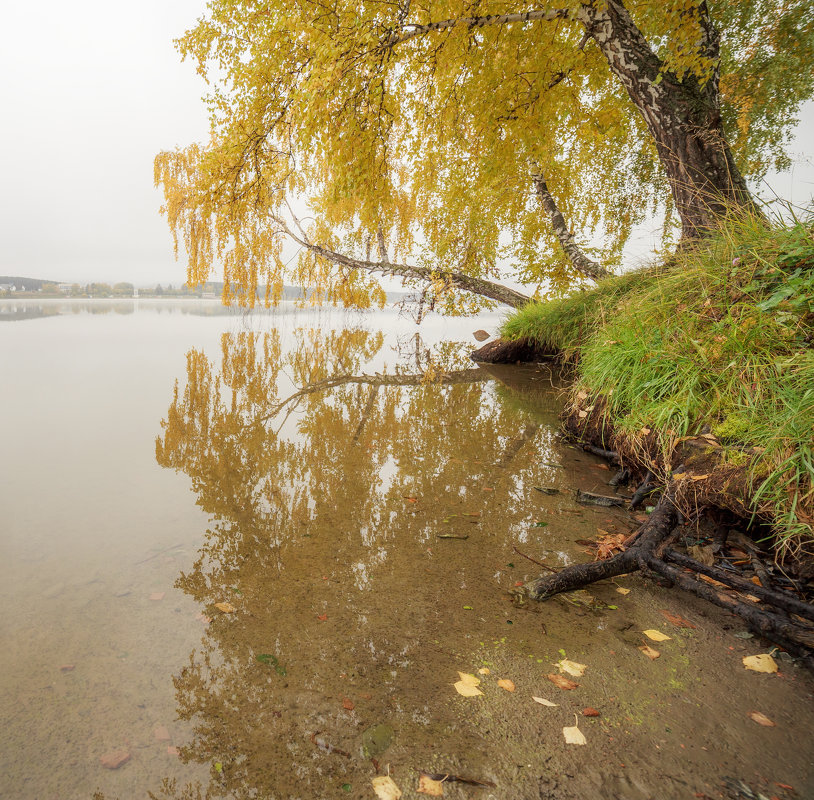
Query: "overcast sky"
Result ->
[[1, 1, 812, 287]]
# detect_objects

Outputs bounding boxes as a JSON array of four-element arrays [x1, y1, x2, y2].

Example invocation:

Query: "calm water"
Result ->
[[3, 298, 813, 800]]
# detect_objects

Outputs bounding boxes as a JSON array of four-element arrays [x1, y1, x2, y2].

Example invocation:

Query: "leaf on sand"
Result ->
[[615, 587, 631, 595], [659, 610, 696, 628], [497, 679, 515, 692], [748, 711, 776, 727], [639, 644, 660, 660], [743, 653, 779, 673], [582, 707, 600, 717], [418, 774, 445, 796], [342, 698, 354, 710], [477, 667, 490, 675], [214, 602, 236, 613], [563, 714, 587, 745], [454, 673, 483, 696], [642, 629, 671, 642], [557, 659, 587, 677], [532, 696, 558, 707], [546, 673, 579, 690], [372, 775, 402, 800]]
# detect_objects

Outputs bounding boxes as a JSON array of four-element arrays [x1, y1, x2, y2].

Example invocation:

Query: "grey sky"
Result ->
[[1, 1, 812, 287]]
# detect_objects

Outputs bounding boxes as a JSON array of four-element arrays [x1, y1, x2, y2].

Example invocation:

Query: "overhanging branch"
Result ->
[[278, 219, 531, 308], [531, 172, 610, 281], [380, 9, 569, 50]]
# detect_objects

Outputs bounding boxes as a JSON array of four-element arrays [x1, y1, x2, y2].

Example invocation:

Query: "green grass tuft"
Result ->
[[502, 211, 814, 551]]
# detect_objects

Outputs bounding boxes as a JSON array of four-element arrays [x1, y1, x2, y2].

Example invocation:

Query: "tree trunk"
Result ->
[[580, 1, 762, 241]]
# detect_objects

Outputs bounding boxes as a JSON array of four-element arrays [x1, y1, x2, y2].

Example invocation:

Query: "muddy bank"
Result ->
[[476, 339, 814, 668]]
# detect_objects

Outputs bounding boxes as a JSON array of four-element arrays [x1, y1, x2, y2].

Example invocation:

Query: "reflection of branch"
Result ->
[[255, 368, 487, 425], [352, 385, 380, 444], [494, 424, 540, 469]]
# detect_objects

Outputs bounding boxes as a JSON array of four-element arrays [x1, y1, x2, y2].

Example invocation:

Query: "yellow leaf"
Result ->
[[532, 696, 558, 707], [563, 714, 587, 745], [454, 681, 483, 697], [672, 472, 687, 480], [457, 672, 480, 687], [743, 653, 778, 673], [557, 659, 587, 677], [639, 644, 660, 660], [642, 629, 671, 642], [372, 776, 402, 800], [748, 711, 776, 727], [578, 410, 588, 419], [615, 587, 631, 595], [477, 667, 490, 675], [640, 427, 651, 435], [418, 774, 445, 796], [690, 474, 710, 481], [497, 679, 515, 692], [214, 602, 236, 613]]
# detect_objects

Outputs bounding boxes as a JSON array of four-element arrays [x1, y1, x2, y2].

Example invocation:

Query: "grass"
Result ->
[[502, 211, 814, 553]]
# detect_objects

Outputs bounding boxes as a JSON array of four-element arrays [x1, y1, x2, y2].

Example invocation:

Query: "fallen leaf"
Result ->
[[748, 711, 776, 727], [751, 575, 763, 586], [342, 698, 355, 710], [372, 775, 402, 800], [167, 746, 179, 756], [154, 725, 171, 741], [642, 629, 672, 642], [775, 783, 794, 791], [576, 390, 589, 401], [640, 427, 651, 435], [418, 773, 445, 796], [563, 714, 587, 745], [472, 329, 490, 342], [659, 610, 696, 628], [100, 749, 131, 769], [150, 592, 165, 601], [532, 696, 558, 707], [578, 410, 588, 419], [546, 673, 579, 690], [457, 672, 480, 687], [214, 602, 236, 613], [403, 496, 417, 503], [690, 474, 711, 481], [482, 487, 493, 492], [497, 679, 516, 692], [317, 613, 328, 621], [616, 587, 631, 595], [743, 653, 779, 673], [477, 667, 490, 675], [582, 707, 600, 717], [59, 664, 75, 672], [672, 472, 687, 480], [454, 681, 484, 697], [639, 644, 660, 660], [688, 544, 715, 566], [557, 659, 587, 677]]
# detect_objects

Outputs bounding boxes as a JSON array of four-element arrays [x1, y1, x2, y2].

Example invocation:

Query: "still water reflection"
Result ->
[[147, 327, 609, 800], [2, 299, 591, 799]]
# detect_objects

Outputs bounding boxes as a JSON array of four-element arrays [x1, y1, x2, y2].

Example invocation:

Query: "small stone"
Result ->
[[100, 749, 131, 769], [154, 725, 171, 741]]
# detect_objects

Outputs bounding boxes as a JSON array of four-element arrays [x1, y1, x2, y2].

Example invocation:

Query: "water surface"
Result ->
[[2, 298, 813, 800]]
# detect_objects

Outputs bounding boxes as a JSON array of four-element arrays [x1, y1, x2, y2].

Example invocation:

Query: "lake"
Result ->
[[2, 298, 813, 800]]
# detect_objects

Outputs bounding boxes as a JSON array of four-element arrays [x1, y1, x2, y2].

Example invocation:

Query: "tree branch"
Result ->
[[531, 172, 610, 281], [278, 220, 531, 308], [380, 9, 569, 50]]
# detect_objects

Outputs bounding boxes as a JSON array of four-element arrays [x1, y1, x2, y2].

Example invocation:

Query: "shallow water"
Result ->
[[2, 299, 813, 800]]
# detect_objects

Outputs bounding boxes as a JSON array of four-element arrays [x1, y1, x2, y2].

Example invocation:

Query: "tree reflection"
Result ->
[[154, 327, 564, 798]]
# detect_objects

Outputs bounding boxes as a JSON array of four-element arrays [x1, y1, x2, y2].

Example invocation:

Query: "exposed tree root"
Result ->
[[520, 487, 814, 663]]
